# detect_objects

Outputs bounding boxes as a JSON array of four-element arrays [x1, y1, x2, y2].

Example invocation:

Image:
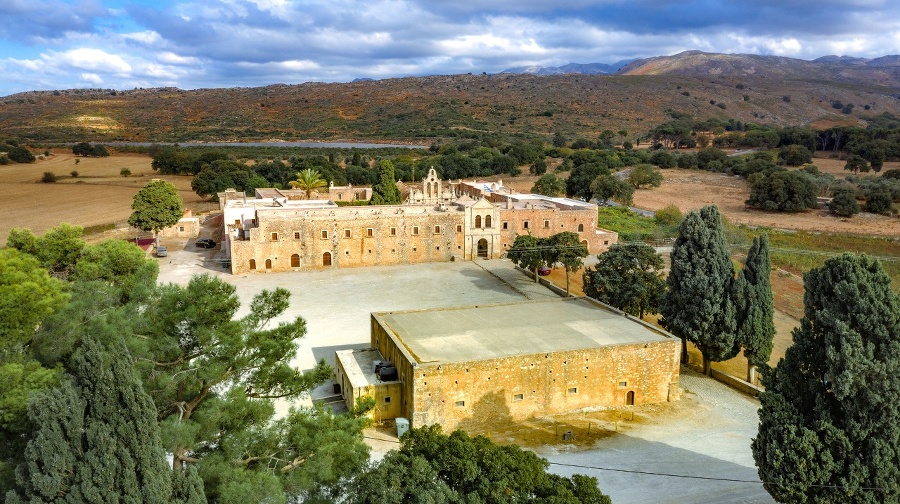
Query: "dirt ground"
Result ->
[[0, 150, 213, 246]]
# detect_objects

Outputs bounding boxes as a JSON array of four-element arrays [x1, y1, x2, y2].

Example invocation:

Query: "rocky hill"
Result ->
[[1, 51, 899, 144]]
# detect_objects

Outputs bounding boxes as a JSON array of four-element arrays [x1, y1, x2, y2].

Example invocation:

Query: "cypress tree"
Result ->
[[370, 160, 401, 205], [733, 234, 775, 384], [12, 336, 174, 503], [752, 254, 900, 503], [660, 205, 738, 373]]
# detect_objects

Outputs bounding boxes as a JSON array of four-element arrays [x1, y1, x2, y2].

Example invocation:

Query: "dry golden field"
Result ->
[[0, 150, 212, 246]]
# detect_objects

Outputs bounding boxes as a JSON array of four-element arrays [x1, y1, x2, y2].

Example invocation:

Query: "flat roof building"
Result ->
[[336, 297, 681, 431]]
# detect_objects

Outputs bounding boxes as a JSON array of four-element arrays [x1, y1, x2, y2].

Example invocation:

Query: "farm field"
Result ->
[[0, 150, 213, 246]]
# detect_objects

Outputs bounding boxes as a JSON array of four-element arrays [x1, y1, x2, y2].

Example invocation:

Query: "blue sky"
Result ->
[[1, 0, 899, 96]]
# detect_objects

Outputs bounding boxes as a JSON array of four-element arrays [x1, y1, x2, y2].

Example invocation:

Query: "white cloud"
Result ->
[[80, 72, 103, 84], [53, 48, 132, 73]]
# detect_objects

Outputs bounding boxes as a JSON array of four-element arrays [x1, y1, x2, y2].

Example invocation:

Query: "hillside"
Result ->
[[1, 51, 899, 144]]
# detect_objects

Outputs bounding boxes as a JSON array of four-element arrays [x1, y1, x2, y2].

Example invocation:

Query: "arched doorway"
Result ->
[[581, 240, 588, 248], [626, 391, 635, 406], [477, 238, 488, 258], [323, 252, 332, 266], [290, 254, 300, 267], [249, 259, 256, 270], [265, 259, 272, 270]]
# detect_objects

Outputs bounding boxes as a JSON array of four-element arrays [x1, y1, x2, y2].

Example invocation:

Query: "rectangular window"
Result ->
[[513, 393, 524, 401], [412, 226, 419, 236], [434, 225, 441, 234], [338, 193, 343, 200], [523, 221, 529, 229], [604, 240, 609, 245], [384, 396, 391, 404], [321, 230, 329, 239], [344, 229, 351, 238], [568, 387, 578, 394], [390, 227, 397, 236], [454, 400, 465, 407], [618, 381, 627, 388], [543, 220, 550, 228], [502, 222, 508, 230], [366, 228, 374, 237], [294, 231, 300, 240], [456, 225, 462, 233], [270, 232, 278, 241], [179, 226, 185, 232]]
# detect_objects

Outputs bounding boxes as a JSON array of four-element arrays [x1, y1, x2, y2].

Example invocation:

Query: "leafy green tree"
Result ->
[[746, 170, 818, 212], [289, 168, 328, 199], [778, 144, 813, 166], [583, 243, 666, 318], [136, 275, 332, 473], [191, 159, 254, 199], [371, 160, 402, 205], [507, 234, 546, 282], [660, 205, 738, 372], [566, 163, 609, 200], [590, 173, 634, 205], [552, 131, 567, 148], [0, 248, 68, 354], [531, 173, 565, 197], [530, 158, 547, 175], [732, 234, 775, 384], [11, 336, 173, 503], [7, 224, 85, 278], [865, 189, 895, 215], [545, 232, 588, 295], [129, 179, 184, 234], [73, 239, 159, 303], [6, 146, 34, 163], [829, 188, 860, 217], [752, 254, 900, 503], [626, 164, 663, 188], [349, 426, 611, 504], [649, 150, 676, 168], [844, 154, 869, 174]]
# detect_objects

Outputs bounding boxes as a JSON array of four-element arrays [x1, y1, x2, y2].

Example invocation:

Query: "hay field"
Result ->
[[0, 150, 209, 246]]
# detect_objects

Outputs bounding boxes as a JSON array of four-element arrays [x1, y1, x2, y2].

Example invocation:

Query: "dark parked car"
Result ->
[[195, 238, 216, 249]]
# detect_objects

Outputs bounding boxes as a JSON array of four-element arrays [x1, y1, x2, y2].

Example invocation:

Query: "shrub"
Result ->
[[41, 172, 57, 183], [7, 146, 35, 163], [654, 205, 683, 226], [120, 168, 132, 177], [883, 169, 900, 180], [829, 189, 860, 217], [782, 96, 791, 102], [865, 190, 895, 215], [746, 170, 818, 212], [0, 156, 8, 165], [70, 170, 79, 178]]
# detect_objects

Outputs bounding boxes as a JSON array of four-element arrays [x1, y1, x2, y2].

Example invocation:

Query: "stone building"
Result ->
[[221, 171, 618, 274], [334, 297, 681, 430]]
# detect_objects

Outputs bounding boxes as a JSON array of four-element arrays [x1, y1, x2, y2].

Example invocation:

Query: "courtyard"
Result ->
[[156, 248, 773, 503]]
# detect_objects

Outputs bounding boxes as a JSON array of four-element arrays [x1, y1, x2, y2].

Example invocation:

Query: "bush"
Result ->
[[829, 189, 860, 217], [41, 172, 57, 183], [0, 156, 8, 165], [883, 169, 900, 180], [627, 164, 663, 188], [120, 168, 132, 177], [865, 190, 895, 215], [70, 170, 79, 178], [779, 144, 813, 166], [7, 146, 35, 163], [746, 170, 818, 212], [654, 205, 683, 226]]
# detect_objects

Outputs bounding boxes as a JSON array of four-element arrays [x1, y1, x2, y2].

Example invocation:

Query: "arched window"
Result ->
[[265, 259, 272, 270], [475, 215, 482, 228], [485, 215, 492, 228], [249, 259, 256, 270], [323, 252, 332, 266], [578, 223, 584, 232], [290, 254, 300, 267]]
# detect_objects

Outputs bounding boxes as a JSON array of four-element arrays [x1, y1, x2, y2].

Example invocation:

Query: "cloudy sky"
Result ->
[[1, 0, 899, 96]]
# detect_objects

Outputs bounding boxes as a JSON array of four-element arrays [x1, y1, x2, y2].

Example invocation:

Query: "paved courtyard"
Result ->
[[157, 248, 772, 503]]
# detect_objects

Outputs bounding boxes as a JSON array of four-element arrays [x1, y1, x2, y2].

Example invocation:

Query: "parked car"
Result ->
[[195, 238, 216, 249], [538, 266, 552, 276], [156, 245, 167, 257]]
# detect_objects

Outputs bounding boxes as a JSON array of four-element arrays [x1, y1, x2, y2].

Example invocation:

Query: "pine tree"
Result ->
[[752, 254, 900, 503], [12, 336, 174, 503], [733, 234, 775, 384], [370, 160, 401, 205], [660, 205, 738, 373]]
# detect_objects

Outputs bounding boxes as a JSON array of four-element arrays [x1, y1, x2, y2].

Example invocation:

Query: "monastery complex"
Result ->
[[220, 169, 618, 274]]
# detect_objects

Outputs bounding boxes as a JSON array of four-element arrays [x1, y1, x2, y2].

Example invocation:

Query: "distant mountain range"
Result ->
[[501, 51, 900, 87], [501, 61, 634, 75], [5, 50, 900, 143]]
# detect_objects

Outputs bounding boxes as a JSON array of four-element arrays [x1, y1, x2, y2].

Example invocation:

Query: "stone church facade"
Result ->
[[222, 171, 618, 274]]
